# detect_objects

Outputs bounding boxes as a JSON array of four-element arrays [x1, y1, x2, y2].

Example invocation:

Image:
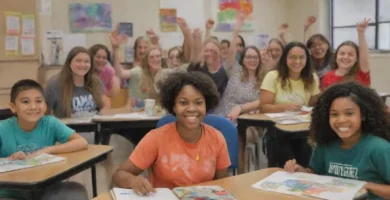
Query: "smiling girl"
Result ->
[[112, 72, 230, 195], [45, 46, 107, 118], [285, 82, 390, 200], [321, 18, 370, 90]]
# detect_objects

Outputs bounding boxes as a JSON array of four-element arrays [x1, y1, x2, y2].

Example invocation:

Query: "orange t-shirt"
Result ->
[[129, 122, 231, 188]]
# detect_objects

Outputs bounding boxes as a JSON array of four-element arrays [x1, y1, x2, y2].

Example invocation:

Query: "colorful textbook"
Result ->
[[0, 154, 65, 173], [111, 186, 236, 200], [252, 171, 367, 200]]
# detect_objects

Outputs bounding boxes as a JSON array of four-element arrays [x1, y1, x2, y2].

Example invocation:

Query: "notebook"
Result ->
[[172, 186, 237, 200], [0, 154, 65, 173], [111, 187, 178, 200]]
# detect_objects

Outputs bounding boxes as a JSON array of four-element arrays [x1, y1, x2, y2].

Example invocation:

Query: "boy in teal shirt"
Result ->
[[0, 79, 89, 200], [285, 83, 390, 199]]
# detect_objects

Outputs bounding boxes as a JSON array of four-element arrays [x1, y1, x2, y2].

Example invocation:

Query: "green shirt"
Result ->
[[310, 134, 390, 199]]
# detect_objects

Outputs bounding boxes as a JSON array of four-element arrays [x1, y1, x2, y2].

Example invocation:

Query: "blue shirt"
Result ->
[[310, 134, 390, 200], [0, 115, 75, 199]]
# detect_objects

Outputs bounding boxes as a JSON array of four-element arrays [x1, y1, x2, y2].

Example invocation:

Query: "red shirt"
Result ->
[[321, 69, 370, 90]]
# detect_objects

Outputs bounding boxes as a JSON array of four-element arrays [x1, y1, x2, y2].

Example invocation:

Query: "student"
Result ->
[[89, 44, 121, 97], [321, 18, 370, 90], [306, 34, 333, 79], [285, 82, 390, 200], [220, 39, 230, 62], [188, 29, 228, 98], [0, 79, 88, 200], [167, 46, 183, 69], [44, 46, 107, 118], [259, 41, 321, 167], [267, 38, 284, 63], [112, 72, 230, 195]]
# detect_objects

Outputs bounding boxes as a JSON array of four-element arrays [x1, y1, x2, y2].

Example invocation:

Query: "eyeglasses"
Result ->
[[244, 56, 260, 60]]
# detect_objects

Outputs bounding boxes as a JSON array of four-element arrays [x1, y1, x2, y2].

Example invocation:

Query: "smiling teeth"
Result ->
[[338, 127, 350, 132]]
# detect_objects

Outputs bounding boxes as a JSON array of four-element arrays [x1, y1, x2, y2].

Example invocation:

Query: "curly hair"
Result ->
[[310, 82, 390, 146], [159, 71, 220, 115], [277, 41, 315, 92]]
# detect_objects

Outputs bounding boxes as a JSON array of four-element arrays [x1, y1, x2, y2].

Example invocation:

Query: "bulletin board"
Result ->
[[0, 0, 40, 61]]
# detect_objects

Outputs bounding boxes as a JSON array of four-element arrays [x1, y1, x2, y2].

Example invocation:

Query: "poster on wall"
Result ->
[[5, 12, 21, 35], [69, 3, 112, 32], [159, 9, 177, 32], [22, 14, 35, 38], [118, 22, 133, 37], [5, 36, 19, 56], [213, 0, 254, 32]]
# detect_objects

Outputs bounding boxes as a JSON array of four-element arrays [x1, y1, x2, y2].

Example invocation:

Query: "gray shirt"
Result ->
[[44, 74, 101, 118]]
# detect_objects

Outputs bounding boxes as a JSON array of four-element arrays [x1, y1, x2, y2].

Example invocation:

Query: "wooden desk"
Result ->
[[91, 168, 311, 200], [0, 145, 112, 198]]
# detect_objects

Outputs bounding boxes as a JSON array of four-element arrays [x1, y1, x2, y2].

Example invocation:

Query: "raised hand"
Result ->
[[357, 18, 370, 33], [110, 24, 127, 49], [278, 23, 289, 38], [261, 48, 278, 70], [177, 17, 188, 29], [146, 29, 159, 45], [234, 12, 245, 31], [304, 16, 317, 30], [193, 28, 202, 42], [205, 18, 215, 30]]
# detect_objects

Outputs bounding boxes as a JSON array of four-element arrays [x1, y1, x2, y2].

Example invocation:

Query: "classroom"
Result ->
[[0, 0, 389, 200]]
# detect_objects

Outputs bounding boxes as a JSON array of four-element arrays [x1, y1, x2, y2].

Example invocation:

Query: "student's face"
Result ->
[[70, 52, 91, 77], [173, 85, 206, 130], [168, 49, 181, 68], [243, 48, 260, 71], [286, 46, 307, 74], [93, 49, 107, 72], [329, 97, 362, 141], [336, 45, 357, 70], [148, 49, 162, 72], [203, 42, 220, 65], [220, 42, 229, 59], [236, 36, 244, 53], [10, 89, 47, 123], [268, 41, 283, 61], [310, 38, 329, 60], [136, 40, 149, 60]]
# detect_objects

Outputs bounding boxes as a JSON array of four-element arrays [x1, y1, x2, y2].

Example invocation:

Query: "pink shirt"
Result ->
[[98, 64, 115, 95]]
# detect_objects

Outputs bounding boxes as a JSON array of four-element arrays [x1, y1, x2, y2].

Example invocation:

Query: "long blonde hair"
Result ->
[[238, 46, 265, 89], [140, 47, 162, 100], [60, 46, 103, 117]]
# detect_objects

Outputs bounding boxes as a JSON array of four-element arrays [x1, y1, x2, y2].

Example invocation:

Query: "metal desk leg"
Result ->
[[91, 165, 97, 197], [94, 124, 101, 145], [237, 124, 247, 174]]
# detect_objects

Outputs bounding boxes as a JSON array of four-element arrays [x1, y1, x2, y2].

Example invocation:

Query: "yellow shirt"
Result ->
[[260, 70, 320, 105]]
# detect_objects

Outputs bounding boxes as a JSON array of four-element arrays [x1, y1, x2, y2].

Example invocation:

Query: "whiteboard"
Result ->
[[160, 0, 205, 29]]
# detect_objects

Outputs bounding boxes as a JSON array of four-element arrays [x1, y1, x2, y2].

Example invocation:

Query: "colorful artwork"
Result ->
[[0, 154, 65, 173], [160, 9, 177, 32], [173, 186, 237, 200], [69, 3, 112, 32], [252, 171, 366, 200], [215, 0, 253, 32]]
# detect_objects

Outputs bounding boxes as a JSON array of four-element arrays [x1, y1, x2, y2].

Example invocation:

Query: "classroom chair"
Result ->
[[157, 114, 239, 175]]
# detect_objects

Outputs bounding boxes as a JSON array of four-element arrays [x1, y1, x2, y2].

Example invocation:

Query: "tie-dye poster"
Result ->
[[215, 0, 253, 32], [69, 3, 112, 32]]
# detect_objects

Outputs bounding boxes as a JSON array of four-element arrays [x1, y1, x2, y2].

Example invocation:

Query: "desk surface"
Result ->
[[92, 168, 311, 200], [238, 113, 274, 122], [238, 113, 310, 132], [0, 145, 112, 187]]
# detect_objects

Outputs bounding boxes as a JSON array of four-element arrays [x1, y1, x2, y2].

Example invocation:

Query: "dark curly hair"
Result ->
[[159, 71, 220, 115], [277, 41, 315, 92], [310, 82, 390, 146]]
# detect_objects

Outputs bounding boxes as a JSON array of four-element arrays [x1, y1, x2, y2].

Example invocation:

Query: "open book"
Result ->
[[0, 154, 65, 173], [111, 186, 236, 200], [252, 171, 367, 200]]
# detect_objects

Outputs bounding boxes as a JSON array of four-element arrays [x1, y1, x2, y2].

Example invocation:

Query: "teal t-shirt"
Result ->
[[309, 134, 390, 200], [0, 115, 75, 199]]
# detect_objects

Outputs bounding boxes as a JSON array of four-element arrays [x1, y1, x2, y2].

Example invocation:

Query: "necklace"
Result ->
[[180, 125, 202, 161]]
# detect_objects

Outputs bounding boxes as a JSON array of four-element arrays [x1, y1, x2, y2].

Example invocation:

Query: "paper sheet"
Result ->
[[252, 171, 366, 200], [22, 14, 35, 37], [5, 12, 21, 34], [40, 0, 51, 15], [112, 188, 178, 200], [0, 154, 65, 173], [5, 36, 19, 56], [62, 33, 87, 58], [160, 0, 204, 29], [21, 38, 35, 56]]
